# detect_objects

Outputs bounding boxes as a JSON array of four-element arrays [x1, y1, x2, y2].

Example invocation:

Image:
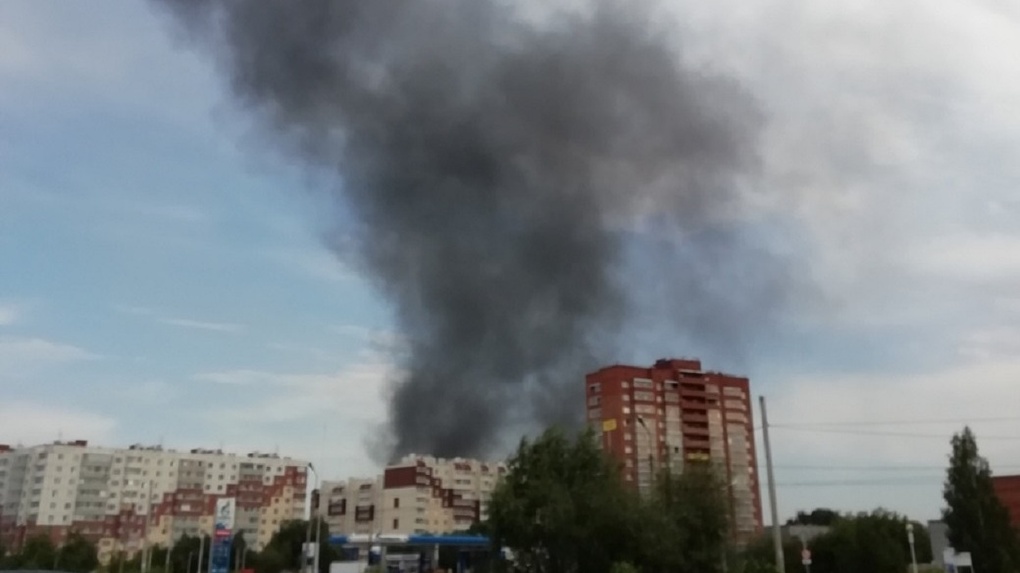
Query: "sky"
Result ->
[[2, 0, 1020, 524]]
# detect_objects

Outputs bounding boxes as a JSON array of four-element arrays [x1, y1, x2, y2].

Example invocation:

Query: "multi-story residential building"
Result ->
[[315, 455, 505, 536], [0, 441, 307, 562], [992, 474, 1020, 530], [585, 358, 763, 542], [318, 477, 382, 537]]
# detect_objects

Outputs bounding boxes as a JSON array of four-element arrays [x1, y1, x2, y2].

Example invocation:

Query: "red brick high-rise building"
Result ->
[[585, 358, 763, 541], [992, 475, 1020, 530]]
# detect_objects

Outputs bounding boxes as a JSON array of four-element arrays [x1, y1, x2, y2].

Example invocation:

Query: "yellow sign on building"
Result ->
[[602, 419, 617, 432]]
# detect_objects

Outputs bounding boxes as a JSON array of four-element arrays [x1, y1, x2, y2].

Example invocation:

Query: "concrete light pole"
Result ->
[[760, 396, 785, 573], [907, 523, 919, 573], [304, 463, 321, 573]]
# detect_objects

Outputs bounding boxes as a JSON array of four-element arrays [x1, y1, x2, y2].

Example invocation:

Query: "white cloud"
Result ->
[[119, 202, 209, 224], [0, 302, 21, 326], [0, 336, 99, 369], [957, 326, 1020, 361], [0, 401, 116, 446], [119, 379, 176, 405], [194, 369, 275, 386], [157, 317, 244, 333], [266, 342, 337, 363], [193, 357, 400, 478], [265, 248, 354, 283], [329, 324, 407, 354], [910, 233, 1020, 284], [114, 304, 244, 334]]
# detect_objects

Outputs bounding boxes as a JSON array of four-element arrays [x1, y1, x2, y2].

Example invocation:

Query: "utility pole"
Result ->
[[305, 463, 320, 573], [141, 480, 152, 573], [760, 396, 785, 573], [197, 534, 205, 573]]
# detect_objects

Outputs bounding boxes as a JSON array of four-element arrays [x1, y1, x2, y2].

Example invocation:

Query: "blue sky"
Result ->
[[3, 0, 1020, 523]]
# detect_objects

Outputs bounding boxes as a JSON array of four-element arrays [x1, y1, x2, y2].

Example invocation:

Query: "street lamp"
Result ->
[[636, 416, 655, 490], [799, 535, 811, 573], [304, 463, 321, 573], [906, 523, 918, 573]]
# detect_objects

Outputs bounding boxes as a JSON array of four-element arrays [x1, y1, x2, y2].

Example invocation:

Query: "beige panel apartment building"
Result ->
[[316, 455, 505, 536], [0, 441, 307, 563]]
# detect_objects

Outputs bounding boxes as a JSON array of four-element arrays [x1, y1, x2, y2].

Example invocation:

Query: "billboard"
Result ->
[[210, 498, 236, 573], [215, 498, 236, 532]]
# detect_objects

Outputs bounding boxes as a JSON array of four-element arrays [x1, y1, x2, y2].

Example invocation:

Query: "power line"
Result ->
[[765, 477, 943, 487], [774, 464, 1020, 473], [771, 415, 1020, 428], [774, 464, 944, 471], [770, 426, 1020, 440]]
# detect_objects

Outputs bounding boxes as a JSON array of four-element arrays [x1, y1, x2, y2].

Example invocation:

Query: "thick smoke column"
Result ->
[[155, 0, 776, 458]]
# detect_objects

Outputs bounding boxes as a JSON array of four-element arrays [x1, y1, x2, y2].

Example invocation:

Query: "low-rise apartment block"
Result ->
[[316, 455, 505, 536], [0, 441, 307, 562]]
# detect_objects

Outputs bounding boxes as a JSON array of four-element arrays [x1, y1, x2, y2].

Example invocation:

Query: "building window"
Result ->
[[588, 383, 600, 394], [393, 498, 399, 509], [392, 519, 399, 530]]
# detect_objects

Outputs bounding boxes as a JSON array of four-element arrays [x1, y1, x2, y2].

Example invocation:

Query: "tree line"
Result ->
[[0, 519, 336, 573], [743, 509, 934, 573], [478, 425, 1020, 573], [4, 424, 1017, 573]]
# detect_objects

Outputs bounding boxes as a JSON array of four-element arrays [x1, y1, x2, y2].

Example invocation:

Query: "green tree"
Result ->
[[801, 510, 932, 573], [15, 533, 58, 569], [251, 546, 287, 573], [640, 463, 730, 573], [57, 532, 100, 573], [943, 426, 1020, 573], [787, 508, 840, 527], [740, 533, 802, 573], [609, 562, 641, 573], [230, 530, 251, 572], [167, 534, 204, 573], [486, 427, 643, 573], [147, 544, 169, 573], [256, 519, 335, 573], [106, 551, 142, 573], [742, 509, 931, 573]]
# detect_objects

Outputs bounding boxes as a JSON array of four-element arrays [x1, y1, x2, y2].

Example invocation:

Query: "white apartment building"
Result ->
[[316, 455, 505, 537], [0, 441, 307, 563]]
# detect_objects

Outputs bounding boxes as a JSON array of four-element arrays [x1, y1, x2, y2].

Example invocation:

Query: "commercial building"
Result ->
[[0, 441, 307, 562], [585, 358, 763, 542], [316, 455, 505, 536]]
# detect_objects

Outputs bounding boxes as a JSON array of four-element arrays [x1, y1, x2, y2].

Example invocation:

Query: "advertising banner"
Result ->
[[210, 498, 236, 573]]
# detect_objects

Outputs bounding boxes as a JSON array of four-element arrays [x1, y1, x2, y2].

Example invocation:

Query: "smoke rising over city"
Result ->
[[153, 0, 794, 459]]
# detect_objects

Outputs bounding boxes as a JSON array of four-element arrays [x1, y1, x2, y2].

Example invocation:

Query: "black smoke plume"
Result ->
[[153, 0, 785, 459]]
